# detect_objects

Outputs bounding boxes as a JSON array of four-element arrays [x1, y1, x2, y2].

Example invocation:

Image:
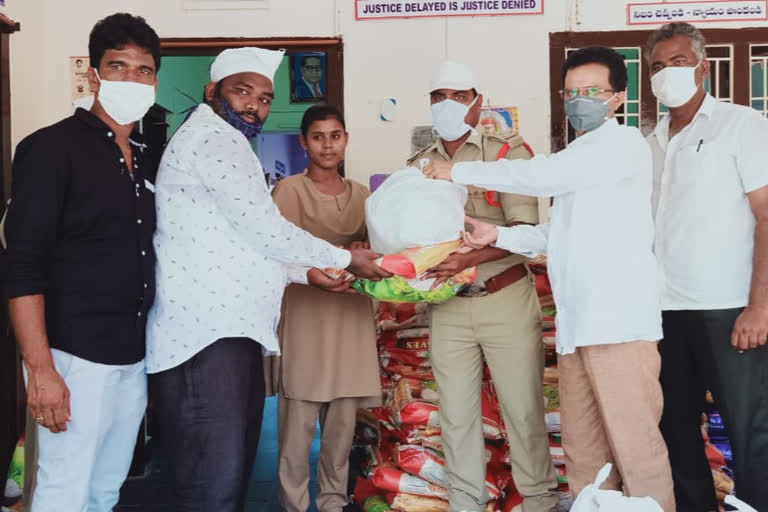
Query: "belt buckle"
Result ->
[[457, 284, 488, 298]]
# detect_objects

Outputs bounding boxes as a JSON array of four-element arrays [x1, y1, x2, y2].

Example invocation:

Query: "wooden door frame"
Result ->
[[0, 10, 22, 481], [549, 28, 768, 152], [159, 37, 345, 117]]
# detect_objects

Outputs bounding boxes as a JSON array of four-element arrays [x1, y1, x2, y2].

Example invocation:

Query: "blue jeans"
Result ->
[[150, 337, 266, 512]]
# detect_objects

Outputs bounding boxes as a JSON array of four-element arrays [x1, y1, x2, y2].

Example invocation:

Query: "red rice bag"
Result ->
[[379, 346, 431, 369], [371, 465, 448, 500], [395, 444, 449, 488], [485, 464, 512, 499], [482, 385, 505, 440]]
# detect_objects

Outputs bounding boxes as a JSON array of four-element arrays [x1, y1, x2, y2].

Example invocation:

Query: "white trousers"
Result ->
[[26, 348, 147, 512]]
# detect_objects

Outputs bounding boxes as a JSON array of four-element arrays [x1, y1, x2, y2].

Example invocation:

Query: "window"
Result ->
[[751, 44, 768, 117]]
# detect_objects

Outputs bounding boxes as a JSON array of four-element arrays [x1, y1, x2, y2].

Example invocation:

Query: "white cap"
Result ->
[[429, 60, 478, 92], [210, 47, 285, 84]]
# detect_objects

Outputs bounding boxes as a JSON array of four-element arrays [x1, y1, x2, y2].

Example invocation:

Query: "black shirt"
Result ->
[[4, 108, 156, 365]]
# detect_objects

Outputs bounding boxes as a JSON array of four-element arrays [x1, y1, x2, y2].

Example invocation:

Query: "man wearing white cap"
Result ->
[[407, 61, 560, 512], [146, 47, 389, 510]]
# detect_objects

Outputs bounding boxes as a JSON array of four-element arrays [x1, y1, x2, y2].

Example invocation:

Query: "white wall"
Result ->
[[4, 0, 768, 184]]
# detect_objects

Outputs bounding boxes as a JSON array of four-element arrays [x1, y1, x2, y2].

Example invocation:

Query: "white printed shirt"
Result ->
[[648, 94, 768, 310], [146, 104, 351, 373], [452, 119, 663, 354]]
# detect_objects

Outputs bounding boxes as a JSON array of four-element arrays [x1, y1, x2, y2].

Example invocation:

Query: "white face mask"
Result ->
[[431, 96, 477, 142], [95, 70, 156, 126], [651, 61, 702, 108]]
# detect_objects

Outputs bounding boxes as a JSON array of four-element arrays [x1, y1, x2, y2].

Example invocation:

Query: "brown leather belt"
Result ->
[[485, 263, 528, 293], [458, 263, 528, 297]]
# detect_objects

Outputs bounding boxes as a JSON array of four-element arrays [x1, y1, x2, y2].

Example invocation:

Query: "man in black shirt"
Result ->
[[4, 13, 160, 511]]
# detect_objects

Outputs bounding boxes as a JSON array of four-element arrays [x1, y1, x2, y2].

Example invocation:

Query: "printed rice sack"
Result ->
[[395, 444, 449, 488], [387, 492, 450, 512], [371, 465, 448, 499]]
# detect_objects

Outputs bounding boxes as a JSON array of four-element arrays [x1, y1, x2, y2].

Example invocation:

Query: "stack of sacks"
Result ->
[[349, 301, 528, 512], [701, 403, 736, 505], [351, 260, 570, 512], [530, 262, 568, 493]]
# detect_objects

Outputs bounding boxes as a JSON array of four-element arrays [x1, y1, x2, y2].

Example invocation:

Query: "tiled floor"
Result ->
[[116, 397, 322, 512]]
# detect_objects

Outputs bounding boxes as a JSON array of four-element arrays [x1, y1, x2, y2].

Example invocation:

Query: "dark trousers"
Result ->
[[0, 333, 19, 496], [659, 309, 768, 512], [150, 338, 266, 512]]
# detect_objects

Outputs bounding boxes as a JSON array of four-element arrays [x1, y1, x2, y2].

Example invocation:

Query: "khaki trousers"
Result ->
[[430, 277, 559, 512], [278, 396, 358, 512], [559, 341, 675, 512]]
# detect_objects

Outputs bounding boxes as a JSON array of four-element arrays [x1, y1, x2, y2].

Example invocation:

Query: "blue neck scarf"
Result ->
[[219, 98, 263, 140]]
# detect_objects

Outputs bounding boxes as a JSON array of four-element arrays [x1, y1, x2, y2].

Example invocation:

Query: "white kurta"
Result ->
[[452, 118, 663, 354], [146, 104, 351, 374]]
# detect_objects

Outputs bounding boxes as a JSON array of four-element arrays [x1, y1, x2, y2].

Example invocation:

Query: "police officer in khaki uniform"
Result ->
[[409, 61, 559, 512]]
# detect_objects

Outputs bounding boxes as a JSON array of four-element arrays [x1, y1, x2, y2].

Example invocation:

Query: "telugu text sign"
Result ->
[[356, 0, 543, 20], [628, 1, 767, 25]]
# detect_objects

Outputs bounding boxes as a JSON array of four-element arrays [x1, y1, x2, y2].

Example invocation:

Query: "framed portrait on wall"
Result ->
[[290, 52, 327, 103]]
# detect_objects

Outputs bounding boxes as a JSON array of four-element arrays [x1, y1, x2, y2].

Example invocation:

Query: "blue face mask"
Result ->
[[564, 94, 615, 133], [219, 97, 264, 140]]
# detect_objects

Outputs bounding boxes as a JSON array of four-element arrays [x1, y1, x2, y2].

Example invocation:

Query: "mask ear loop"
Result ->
[[693, 59, 706, 91], [602, 92, 618, 122]]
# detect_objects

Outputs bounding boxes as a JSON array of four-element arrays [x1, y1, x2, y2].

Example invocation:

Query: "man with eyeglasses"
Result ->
[[424, 47, 675, 510], [295, 55, 324, 99], [646, 22, 768, 512]]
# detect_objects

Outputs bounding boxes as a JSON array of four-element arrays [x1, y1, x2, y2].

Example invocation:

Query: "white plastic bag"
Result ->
[[366, 167, 468, 254], [570, 463, 663, 512], [725, 495, 759, 512]]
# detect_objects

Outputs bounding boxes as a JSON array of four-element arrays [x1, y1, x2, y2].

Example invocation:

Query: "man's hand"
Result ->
[[26, 365, 71, 433], [462, 216, 499, 249], [731, 306, 768, 351], [307, 268, 355, 294], [347, 249, 392, 281], [422, 159, 455, 181], [423, 252, 471, 289], [349, 241, 370, 250]]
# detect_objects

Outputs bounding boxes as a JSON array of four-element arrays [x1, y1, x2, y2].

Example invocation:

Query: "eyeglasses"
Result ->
[[303, 65, 322, 72], [558, 87, 615, 100]]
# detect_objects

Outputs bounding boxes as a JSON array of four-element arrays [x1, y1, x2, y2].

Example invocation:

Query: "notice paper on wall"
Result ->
[[70, 56, 93, 103], [627, 1, 767, 25], [356, 0, 543, 20]]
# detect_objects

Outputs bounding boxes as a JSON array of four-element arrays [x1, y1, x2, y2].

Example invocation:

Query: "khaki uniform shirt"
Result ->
[[407, 130, 539, 283]]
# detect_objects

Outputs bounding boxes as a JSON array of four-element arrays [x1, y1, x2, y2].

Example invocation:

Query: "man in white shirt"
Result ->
[[646, 23, 768, 512], [424, 47, 675, 510], [146, 47, 389, 511]]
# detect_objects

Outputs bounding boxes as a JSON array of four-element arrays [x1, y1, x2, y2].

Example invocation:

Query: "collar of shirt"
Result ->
[[568, 117, 620, 148], [652, 93, 716, 151], [433, 126, 483, 160], [74, 107, 147, 148], [192, 102, 245, 139], [303, 77, 322, 96]]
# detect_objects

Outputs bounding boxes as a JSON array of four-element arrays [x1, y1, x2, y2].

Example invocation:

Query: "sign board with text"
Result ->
[[628, 0, 767, 25], [356, 0, 543, 20]]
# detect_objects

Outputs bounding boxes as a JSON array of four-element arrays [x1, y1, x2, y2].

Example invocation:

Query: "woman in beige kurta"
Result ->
[[271, 105, 381, 512]]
